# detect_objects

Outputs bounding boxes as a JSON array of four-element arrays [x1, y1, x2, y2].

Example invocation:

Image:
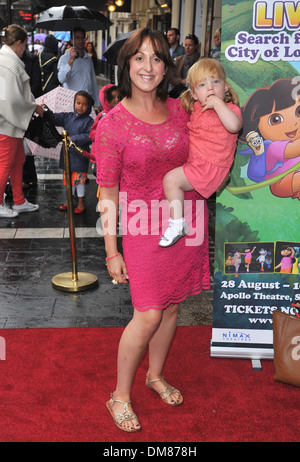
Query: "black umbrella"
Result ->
[[35, 0, 108, 10], [35, 5, 112, 31], [103, 29, 140, 64]]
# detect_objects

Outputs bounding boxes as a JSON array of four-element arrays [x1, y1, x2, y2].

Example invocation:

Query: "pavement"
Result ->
[[0, 77, 215, 330]]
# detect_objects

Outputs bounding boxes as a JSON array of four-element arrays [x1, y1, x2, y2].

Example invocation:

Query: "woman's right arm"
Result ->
[[99, 185, 128, 284]]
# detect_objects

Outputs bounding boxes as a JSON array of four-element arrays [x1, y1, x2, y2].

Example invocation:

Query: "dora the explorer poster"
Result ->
[[211, 0, 300, 358]]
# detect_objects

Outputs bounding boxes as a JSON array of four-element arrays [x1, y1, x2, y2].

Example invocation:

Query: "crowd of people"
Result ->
[[0, 24, 234, 434], [0, 23, 222, 218]]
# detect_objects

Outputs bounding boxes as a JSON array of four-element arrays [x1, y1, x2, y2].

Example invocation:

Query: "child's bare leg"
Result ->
[[163, 167, 194, 219], [77, 196, 85, 210], [159, 167, 194, 248], [75, 184, 86, 212]]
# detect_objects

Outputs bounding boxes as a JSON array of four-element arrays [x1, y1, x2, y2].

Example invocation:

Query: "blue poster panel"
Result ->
[[211, 0, 300, 359]]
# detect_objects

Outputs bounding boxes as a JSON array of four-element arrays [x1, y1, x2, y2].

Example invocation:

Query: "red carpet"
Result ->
[[0, 325, 298, 442]]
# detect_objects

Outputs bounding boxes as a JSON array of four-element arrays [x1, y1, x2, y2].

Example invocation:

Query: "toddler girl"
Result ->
[[159, 58, 243, 247]]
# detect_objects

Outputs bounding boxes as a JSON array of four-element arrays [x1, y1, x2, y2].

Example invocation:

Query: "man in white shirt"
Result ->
[[58, 27, 100, 107]]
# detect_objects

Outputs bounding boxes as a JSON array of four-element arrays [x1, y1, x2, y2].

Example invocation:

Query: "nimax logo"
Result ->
[[222, 331, 251, 342]]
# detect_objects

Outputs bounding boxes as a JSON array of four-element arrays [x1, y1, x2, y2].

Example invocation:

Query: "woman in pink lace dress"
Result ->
[[94, 28, 210, 433]]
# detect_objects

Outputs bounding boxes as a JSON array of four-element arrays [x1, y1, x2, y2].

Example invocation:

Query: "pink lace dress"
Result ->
[[95, 98, 210, 311]]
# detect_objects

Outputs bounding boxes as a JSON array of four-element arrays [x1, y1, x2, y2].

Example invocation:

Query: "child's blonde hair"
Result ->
[[181, 57, 239, 114]]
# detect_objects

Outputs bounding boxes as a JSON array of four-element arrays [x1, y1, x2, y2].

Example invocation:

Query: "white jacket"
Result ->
[[0, 45, 37, 138]]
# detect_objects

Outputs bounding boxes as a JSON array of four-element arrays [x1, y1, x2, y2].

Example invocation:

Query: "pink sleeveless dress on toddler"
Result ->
[[184, 101, 241, 198], [95, 98, 210, 311]]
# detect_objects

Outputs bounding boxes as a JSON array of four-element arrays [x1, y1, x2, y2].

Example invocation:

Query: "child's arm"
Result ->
[[202, 96, 243, 133], [45, 109, 67, 128], [71, 132, 90, 146], [70, 118, 94, 147]]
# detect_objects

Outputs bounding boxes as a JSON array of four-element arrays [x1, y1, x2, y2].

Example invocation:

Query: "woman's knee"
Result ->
[[133, 308, 163, 337], [164, 303, 178, 319]]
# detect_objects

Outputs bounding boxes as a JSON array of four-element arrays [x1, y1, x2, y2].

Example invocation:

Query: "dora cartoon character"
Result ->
[[241, 245, 256, 272], [275, 245, 295, 273], [240, 78, 300, 200]]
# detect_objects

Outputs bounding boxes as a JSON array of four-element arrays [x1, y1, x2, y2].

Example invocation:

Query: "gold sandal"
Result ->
[[145, 375, 183, 406], [106, 393, 141, 433]]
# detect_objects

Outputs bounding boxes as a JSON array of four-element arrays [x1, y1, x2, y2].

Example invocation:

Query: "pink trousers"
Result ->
[[0, 135, 25, 206]]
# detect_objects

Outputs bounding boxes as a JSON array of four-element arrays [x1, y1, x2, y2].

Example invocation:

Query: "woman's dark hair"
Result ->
[[85, 41, 97, 55], [3, 24, 27, 46], [240, 78, 300, 141], [117, 28, 175, 101]]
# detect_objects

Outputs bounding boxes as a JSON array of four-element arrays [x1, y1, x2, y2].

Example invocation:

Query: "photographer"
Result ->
[[57, 27, 100, 107]]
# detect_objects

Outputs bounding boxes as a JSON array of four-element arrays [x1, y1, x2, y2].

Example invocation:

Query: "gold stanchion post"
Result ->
[[52, 131, 98, 292]]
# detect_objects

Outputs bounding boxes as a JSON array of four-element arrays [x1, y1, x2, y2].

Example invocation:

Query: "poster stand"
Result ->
[[211, 0, 300, 364], [210, 343, 273, 366], [251, 360, 262, 371]]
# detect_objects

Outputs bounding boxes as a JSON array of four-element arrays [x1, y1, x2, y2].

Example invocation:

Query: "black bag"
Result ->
[[25, 106, 62, 148]]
